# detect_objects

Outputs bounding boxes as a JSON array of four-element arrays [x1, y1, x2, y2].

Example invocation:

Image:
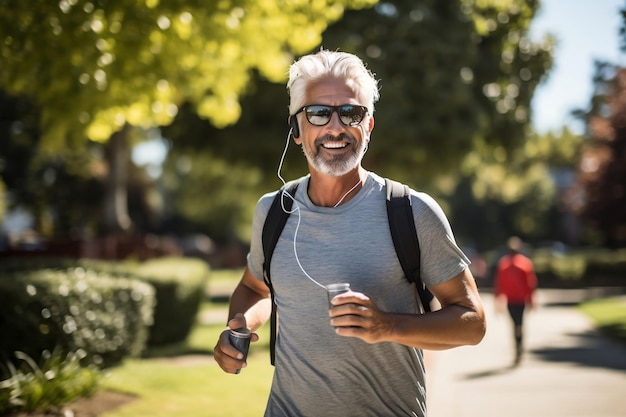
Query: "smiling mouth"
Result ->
[[322, 141, 349, 149]]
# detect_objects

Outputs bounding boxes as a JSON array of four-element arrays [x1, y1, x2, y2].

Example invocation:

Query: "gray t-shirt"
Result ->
[[248, 172, 469, 417]]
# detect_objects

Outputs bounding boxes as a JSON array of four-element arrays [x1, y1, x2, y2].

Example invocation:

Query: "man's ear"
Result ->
[[289, 115, 300, 139]]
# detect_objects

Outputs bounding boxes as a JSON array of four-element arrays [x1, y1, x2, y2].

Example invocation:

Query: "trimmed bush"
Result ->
[[135, 257, 210, 345], [0, 265, 155, 372], [40, 257, 211, 345], [532, 247, 626, 285]]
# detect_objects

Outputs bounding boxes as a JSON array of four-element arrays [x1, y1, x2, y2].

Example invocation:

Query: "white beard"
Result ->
[[302, 139, 367, 176]]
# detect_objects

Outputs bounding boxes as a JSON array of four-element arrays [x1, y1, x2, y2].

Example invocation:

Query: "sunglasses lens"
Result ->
[[304, 105, 367, 127], [305, 105, 333, 126], [339, 105, 366, 126]]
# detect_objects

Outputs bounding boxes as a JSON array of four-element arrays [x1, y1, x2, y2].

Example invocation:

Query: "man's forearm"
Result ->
[[227, 282, 272, 332], [385, 305, 486, 350]]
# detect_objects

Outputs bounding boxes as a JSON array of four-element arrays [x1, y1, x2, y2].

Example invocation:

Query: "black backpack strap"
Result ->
[[262, 179, 300, 365], [385, 178, 433, 313]]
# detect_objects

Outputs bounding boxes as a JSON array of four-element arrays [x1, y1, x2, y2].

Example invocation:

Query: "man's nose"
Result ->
[[326, 110, 344, 130]]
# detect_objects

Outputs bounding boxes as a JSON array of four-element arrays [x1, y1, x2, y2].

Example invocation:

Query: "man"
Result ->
[[214, 50, 486, 416], [494, 236, 537, 365]]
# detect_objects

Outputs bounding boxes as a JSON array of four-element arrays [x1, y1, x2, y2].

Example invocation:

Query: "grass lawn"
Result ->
[[100, 268, 275, 417], [100, 345, 273, 417], [579, 295, 626, 346]]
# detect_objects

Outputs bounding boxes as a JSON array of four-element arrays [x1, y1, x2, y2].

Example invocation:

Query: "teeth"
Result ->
[[322, 142, 347, 149]]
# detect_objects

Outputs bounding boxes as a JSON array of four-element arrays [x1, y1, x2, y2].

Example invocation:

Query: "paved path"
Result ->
[[426, 290, 626, 417]]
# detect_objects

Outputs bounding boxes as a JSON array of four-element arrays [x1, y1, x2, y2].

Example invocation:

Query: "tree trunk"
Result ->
[[103, 125, 132, 234]]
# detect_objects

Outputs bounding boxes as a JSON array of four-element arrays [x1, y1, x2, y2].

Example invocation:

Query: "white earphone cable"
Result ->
[[276, 129, 326, 290]]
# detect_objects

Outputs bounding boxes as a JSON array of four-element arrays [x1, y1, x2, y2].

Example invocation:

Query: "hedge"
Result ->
[[135, 257, 210, 345], [0, 256, 211, 374], [0, 265, 155, 373]]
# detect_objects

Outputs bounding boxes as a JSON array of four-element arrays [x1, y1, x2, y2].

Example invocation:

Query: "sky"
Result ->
[[530, 0, 625, 134]]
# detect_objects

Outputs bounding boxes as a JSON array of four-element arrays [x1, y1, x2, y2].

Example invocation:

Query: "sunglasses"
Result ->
[[294, 104, 369, 127]]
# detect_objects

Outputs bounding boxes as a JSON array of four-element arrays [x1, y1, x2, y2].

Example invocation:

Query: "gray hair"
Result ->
[[287, 50, 380, 115]]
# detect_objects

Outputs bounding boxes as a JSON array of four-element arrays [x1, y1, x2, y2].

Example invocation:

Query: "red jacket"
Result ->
[[494, 253, 537, 304]]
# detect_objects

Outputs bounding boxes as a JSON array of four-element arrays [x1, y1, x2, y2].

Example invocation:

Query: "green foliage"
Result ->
[[30, 147, 106, 238], [161, 149, 264, 241], [0, 92, 43, 226], [457, 129, 583, 237], [463, 127, 583, 202], [0, 261, 155, 370], [445, 128, 584, 249], [134, 257, 210, 345], [44, 257, 210, 344], [0, 0, 379, 238], [0, 0, 377, 148], [0, 349, 100, 414], [319, 0, 553, 182], [162, 0, 556, 246], [0, 257, 211, 364], [532, 250, 587, 281], [531, 247, 626, 283], [0, 0, 563, 250], [580, 297, 626, 346], [0, 90, 110, 238]]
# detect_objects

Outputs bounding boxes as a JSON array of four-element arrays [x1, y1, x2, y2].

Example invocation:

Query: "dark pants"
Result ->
[[507, 303, 526, 364], [507, 303, 526, 327]]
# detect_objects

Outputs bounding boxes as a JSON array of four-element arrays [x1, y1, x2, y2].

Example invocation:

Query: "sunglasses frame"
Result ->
[[294, 104, 369, 127]]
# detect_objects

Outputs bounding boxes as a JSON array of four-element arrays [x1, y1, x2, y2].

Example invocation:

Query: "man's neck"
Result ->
[[307, 168, 366, 207]]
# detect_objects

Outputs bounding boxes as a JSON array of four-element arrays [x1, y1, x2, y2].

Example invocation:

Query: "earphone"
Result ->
[[288, 115, 300, 138]]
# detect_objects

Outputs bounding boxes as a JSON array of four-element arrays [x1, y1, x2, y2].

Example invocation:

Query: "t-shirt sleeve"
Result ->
[[412, 191, 470, 287]]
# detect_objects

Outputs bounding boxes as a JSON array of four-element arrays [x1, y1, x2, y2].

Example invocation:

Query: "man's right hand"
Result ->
[[214, 313, 257, 374]]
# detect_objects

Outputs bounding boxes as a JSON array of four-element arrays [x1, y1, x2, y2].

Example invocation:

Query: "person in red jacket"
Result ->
[[494, 236, 537, 365]]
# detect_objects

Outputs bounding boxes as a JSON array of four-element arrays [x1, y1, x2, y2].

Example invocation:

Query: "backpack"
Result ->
[[261, 177, 433, 365]]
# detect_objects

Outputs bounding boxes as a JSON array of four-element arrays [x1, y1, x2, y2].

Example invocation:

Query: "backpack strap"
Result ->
[[385, 178, 433, 313], [262, 179, 300, 366]]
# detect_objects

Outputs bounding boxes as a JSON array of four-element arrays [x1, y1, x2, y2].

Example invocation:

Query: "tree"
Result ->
[[0, 88, 164, 243], [320, 0, 553, 186], [569, 62, 626, 247], [0, 0, 377, 233], [319, 0, 561, 248], [159, 149, 263, 242], [564, 6, 626, 247], [451, 127, 583, 249], [161, 0, 556, 246], [165, 0, 553, 183]]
